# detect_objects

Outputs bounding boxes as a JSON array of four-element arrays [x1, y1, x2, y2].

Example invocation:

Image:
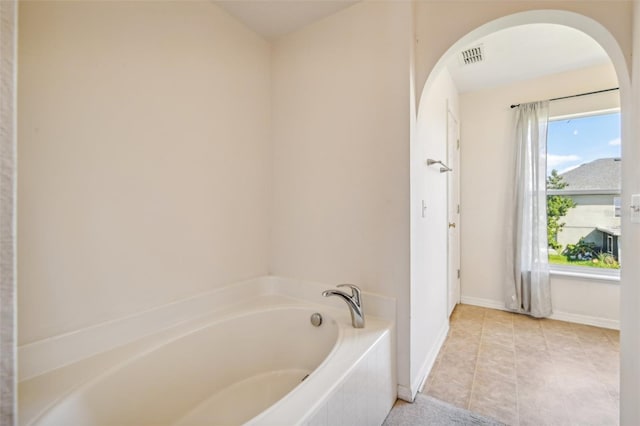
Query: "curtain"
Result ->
[[506, 101, 553, 318], [0, 1, 18, 424]]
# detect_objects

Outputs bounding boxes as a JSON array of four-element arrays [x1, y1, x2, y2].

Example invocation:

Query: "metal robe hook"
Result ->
[[426, 159, 452, 173]]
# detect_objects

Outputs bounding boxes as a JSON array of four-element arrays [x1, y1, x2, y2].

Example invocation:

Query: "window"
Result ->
[[546, 110, 621, 271], [606, 235, 614, 254], [614, 196, 621, 217]]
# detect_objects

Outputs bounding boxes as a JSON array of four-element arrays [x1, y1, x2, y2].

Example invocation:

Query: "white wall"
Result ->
[[410, 68, 459, 396], [18, 1, 272, 344], [550, 275, 619, 327], [621, 2, 640, 423], [458, 64, 621, 325], [270, 1, 412, 391]]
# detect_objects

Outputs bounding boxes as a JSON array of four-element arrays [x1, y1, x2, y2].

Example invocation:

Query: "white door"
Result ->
[[447, 109, 461, 316]]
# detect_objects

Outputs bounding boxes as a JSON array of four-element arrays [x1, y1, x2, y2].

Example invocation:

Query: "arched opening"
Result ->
[[410, 10, 630, 423]]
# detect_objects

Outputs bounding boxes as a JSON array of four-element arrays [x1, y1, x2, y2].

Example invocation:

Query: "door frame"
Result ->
[[447, 105, 461, 316]]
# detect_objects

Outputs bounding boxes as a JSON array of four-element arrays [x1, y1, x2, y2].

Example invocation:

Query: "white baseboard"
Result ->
[[397, 385, 413, 402], [416, 321, 449, 393], [549, 311, 619, 330], [397, 320, 449, 403], [460, 296, 619, 330], [460, 296, 507, 311]]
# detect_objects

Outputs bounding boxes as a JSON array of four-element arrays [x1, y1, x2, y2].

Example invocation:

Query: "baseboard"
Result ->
[[416, 321, 449, 392], [397, 320, 449, 403], [460, 296, 507, 311], [549, 311, 619, 330], [397, 385, 413, 402], [460, 296, 620, 330]]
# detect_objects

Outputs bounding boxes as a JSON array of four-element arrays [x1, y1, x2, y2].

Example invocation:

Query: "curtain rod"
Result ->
[[510, 87, 619, 109]]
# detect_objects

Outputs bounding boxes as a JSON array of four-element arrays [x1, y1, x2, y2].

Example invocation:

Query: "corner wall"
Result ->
[[18, 1, 272, 344], [270, 1, 413, 391]]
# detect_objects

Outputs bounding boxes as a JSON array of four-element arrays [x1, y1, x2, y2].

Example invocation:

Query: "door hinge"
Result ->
[[457, 269, 460, 279], [457, 139, 460, 149], [457, 204, 460, 214]]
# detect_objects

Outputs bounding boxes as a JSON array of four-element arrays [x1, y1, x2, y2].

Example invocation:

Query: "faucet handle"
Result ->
[[337, 283, 362, 306]]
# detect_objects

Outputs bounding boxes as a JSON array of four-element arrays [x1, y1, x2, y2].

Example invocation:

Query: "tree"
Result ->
[[546, 169, 576, 251]]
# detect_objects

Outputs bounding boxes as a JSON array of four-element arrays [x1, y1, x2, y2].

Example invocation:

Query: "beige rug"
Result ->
[[383, 394, 504, 426]]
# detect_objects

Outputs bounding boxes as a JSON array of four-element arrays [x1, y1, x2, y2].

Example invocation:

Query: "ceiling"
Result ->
[[213, 4, 611, 92], [215, 1, 359, 39], [446, 24, 611, 93]]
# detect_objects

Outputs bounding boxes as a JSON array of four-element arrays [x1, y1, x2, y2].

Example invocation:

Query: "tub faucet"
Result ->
[[322, 284, 365, 328]]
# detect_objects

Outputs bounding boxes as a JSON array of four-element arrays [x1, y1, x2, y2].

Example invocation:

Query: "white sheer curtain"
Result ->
[[505, 101, 553, 318]]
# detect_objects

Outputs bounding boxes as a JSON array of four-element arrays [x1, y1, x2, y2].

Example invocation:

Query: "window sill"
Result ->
[[550, 265, 620, 283]]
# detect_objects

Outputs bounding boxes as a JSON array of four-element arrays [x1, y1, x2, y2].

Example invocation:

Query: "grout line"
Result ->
[[510, 314, 520, 426], [466, 309, 485, 411], [540, 318, 574, 424]]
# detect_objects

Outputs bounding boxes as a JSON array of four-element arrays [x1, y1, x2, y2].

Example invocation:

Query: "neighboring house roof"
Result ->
[[597, 226, 621, 237], [550, 157, 621, 194]]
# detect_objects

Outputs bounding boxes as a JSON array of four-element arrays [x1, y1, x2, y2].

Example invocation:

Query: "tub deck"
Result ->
[[19, 293, 394, 426]]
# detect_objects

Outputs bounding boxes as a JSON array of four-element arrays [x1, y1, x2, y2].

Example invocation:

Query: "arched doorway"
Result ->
[[410, 8, 631, 423]]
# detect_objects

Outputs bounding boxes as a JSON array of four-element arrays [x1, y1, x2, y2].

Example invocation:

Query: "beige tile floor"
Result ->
[[422, 304, 619, 426]]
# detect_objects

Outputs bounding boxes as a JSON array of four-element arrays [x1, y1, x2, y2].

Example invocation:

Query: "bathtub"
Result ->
[[19, 278, 396, 426]]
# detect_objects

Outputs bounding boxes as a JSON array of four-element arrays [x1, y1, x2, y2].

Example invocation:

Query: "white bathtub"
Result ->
[[20, 278, 396, 426]]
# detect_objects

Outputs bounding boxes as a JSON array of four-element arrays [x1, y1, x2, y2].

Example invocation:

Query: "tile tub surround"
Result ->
[[423, 304, 619, 426], [19, 277, 397, 426]]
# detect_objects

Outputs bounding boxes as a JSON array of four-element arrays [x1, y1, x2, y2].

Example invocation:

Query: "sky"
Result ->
[[547, 111, 621, 175]]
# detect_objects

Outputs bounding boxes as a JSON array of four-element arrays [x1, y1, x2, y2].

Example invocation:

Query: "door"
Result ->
[[447, 109, 461, 316]]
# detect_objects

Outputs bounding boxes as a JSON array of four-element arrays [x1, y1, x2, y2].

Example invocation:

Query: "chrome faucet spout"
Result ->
[[322, 284, 365, 328]]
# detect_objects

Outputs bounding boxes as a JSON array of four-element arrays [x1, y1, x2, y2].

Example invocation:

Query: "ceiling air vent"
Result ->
[[460, 45, 484, 65]]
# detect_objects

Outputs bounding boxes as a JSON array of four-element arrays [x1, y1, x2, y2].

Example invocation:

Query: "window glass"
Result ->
[[546, 111, 621, 270]]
